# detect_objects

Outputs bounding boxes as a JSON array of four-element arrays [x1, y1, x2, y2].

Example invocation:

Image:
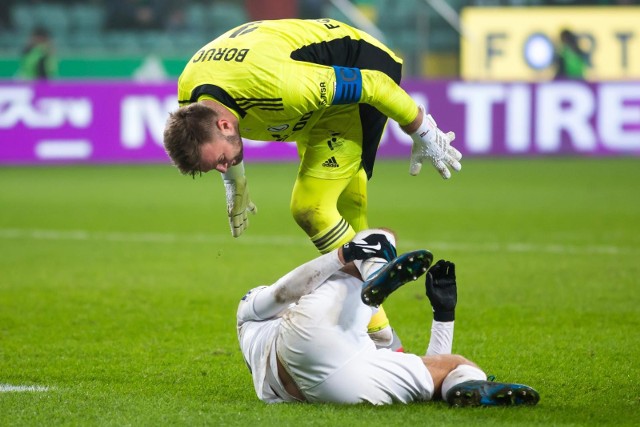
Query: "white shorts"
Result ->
[[276, 271, 434, 405]]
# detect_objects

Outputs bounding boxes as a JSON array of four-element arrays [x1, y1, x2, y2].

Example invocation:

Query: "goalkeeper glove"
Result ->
[[221, 162, 257, 238], [342, 233, 397, 263], [425, 260, 457, 322], [409, 107, 462, 179]]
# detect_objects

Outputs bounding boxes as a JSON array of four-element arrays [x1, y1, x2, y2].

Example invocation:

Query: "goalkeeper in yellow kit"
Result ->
[[164, 18, 462, 350]]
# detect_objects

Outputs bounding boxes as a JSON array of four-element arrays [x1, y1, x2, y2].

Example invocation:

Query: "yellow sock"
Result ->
[[310, 218, 355, 253], [367, 305, 390, 333]]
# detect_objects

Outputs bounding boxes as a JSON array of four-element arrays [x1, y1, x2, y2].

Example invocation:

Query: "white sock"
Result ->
[[441, 364, 487, 401], [354, 257, 387, 280], [426, 320, 454, 355], [368, 325, 394, 348]]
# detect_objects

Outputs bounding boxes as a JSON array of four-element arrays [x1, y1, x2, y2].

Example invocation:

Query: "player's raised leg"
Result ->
[[361, 250, 433, 307], [291, 174, 357, 253], [337, 167, 369, 233], [335, 168, 403, 349]]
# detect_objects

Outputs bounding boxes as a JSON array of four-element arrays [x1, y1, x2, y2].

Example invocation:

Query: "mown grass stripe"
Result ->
[[0, 228, 632, 255]]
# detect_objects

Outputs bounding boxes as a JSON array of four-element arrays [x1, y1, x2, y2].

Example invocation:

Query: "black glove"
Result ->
[[425, 260, 457, 322], [342, 233, 397, 263]]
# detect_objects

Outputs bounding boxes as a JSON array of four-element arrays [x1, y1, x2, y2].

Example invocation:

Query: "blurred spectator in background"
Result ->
[[555, 29, 588, 79], [165, 5, 188, 33], [245, 0, 297, 20], [106, 0, 167, 30], [0, 0, 15, 31], [17, 26, 57, 80], [299, 0, 328, 19]]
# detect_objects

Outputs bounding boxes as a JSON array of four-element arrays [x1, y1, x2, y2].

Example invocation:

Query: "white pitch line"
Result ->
[[0, 228, 304, 246], [0, 228, 634, 256], [0, 384, 50, 393]]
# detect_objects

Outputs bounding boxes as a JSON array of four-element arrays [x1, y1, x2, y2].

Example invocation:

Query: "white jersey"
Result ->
[[277, 272, 434, 404], [237, 273, 435, 405]]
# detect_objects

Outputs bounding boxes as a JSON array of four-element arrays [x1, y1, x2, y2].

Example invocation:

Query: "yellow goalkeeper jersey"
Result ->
[[177, 18, 418, 143]]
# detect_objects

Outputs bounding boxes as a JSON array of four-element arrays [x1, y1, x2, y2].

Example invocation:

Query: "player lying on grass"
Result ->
[[236, 229, 540, 405]]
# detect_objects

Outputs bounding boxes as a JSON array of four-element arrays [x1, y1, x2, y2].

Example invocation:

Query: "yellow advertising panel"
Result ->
[[461, 7, 640, 81]]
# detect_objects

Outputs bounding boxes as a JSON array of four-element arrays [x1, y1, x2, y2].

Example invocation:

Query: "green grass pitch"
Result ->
[[1, 158, 639, 426]]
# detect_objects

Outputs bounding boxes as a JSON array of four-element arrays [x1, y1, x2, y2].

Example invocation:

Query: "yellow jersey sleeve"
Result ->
[[360, 69, 419, 126]]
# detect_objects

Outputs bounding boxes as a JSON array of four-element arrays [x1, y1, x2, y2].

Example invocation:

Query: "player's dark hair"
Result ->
[[163, 103, 217, 177]]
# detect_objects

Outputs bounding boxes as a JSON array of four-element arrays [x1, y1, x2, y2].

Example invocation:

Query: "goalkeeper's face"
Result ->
[[198, 132, 244, 173]]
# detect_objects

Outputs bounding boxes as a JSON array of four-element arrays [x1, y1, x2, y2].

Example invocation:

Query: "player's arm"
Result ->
[[220, 161, 257, 238], [235, 249, 344, 324], [425, 260, 457, 355], [331, 66, 462, 179], [245, 232, 396, 320], [188, 94, 258, 238]]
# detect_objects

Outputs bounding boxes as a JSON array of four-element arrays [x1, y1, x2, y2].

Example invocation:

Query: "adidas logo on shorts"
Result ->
[[322, 156, 339, 168]]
